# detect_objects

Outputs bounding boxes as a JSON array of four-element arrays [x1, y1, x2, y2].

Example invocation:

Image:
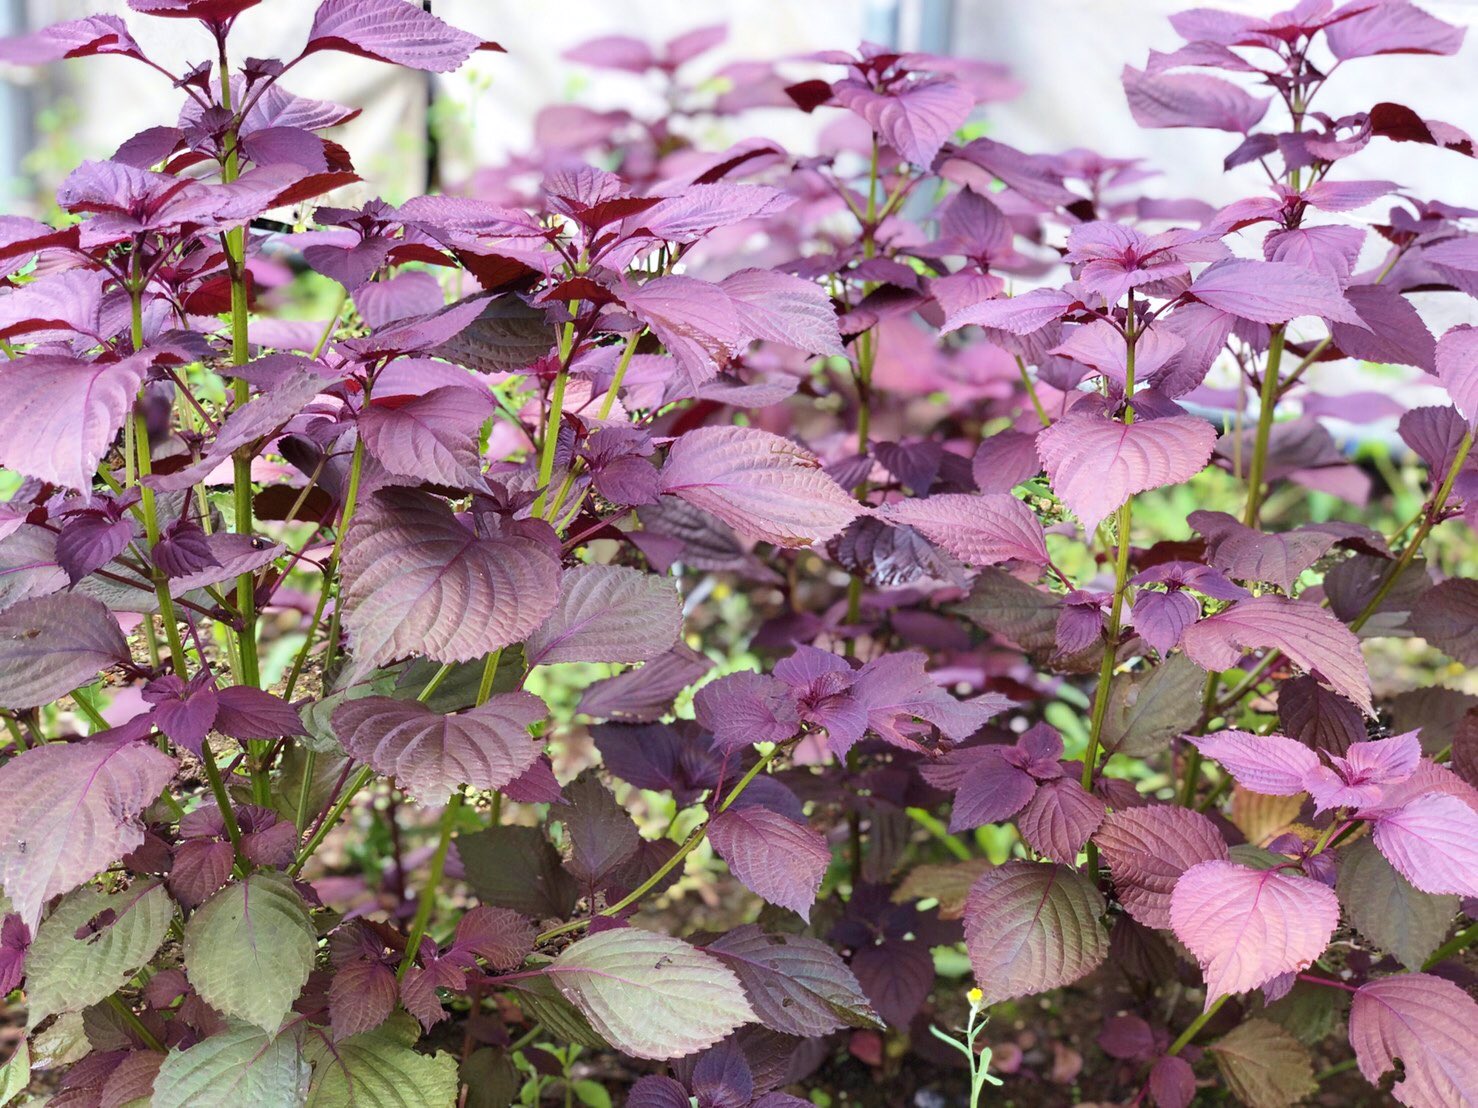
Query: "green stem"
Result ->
[[415, 662, 455, 704], [1351, 431, 1473, 634], [474, 649, 503, 706], [105, 994, 165, 1053], [200, 743, 246, 866], [1168, 995, 1227, 1056], [397, 791, 463, 979], [318, 436, 368, 676], [906, 807, 973, 862], [1015, 355, 1050, 428], [289, 765, 376, 876], [69, 688, 110, 734], [1242, 326, 1287, 528], [1423, 921, 1478, 969], [293, 751, 317, 835], [536, 743, 786, 944]]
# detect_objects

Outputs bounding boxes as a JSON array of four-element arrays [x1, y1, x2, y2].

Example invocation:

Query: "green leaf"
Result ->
[[546, 930, 755, 1060], [506, 975, 606, 1050], [0, 1040, 27, 1108], [24, 880, 174, 1029], [305, 1014, 457, 1107], [1261, 980, 1342, 1046], [571, 1080, 611, 1108], [152, 1022, 311, 1108], [1337, 838, 1458, 970], [1209, 1018, 1316, 1108], [1099, 652, 1205, 757], [183, 873, 316, 1032]]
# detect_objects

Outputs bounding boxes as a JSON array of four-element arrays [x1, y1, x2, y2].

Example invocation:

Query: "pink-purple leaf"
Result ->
[[1094, 806, 1229, 929], [1190, 731, 1320, 797], [0, 354, 148, 490], [707, 806, 830, 920], [971, 430, 1041, 493], [1016, 778, 1106, 864], [524, 564, 682, 669], [1370, 793, 1478, 898], [333, 691, 546, 805], [302, 0, 494, 72], [719, 269, 845, 358], [962, 861, 1109, 1004], [1348, 973, 1478, 1108], [1189, 260, 1360, 324], [704, 925, 881, 1037], [621, 276, 742, 390], [660, 425, 864, 547], [1188, 509, 1337, 592], [0, 737, 175, 928], [339, 489, 561, 679], [832, 77, 975, 166], [1170, 860, 1339, 1007], [1122, 66, 1270, 132], [1181, 595, 1373, 714], [0, 593, 132, 709], [941, 288, 1074, 336], [1435, 324, 1478, 430], [877, 493, 1047, 567], [357, 386, 494, 488], [1326, 2, 1466, 60], [0, 15, 143, 64], [1036, 408, 1217, 535], [213, 686, 307, 742]]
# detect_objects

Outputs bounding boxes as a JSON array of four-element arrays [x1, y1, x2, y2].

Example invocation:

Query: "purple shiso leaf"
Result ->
[[524, 564, 682, 669], [143, 674, 220, 756], [0, 14, 144, 65], [626, 1077, 692, 1108], [1370, 792, 1478, 897], [301, 0, 500, 73], [919, 746, 1037, 832], [876, 493, 1048, 568], [338, 488, 561, 680], [1016, 778, 1107, 864], [333, 691, 546, 805], [1131, 589, 1199, 654], [1188, 509, 1337, 593], [127, 0, 262, 22], [1170, 860, 1339, 1008], [55, 512, 134, 587], [1264, 225, 1366, 283], [352, 271, 446, 329], [719, 268, 846, 359], [1149, 1056, 1196, 1108], [0, 592, 132, 709], [1435, 324, 1478, 429], [357, 386, 495, 489], [688, 1041, 754, 1108], [0, 915, 28, 997], [1121, 66, 1270, 133], [852, 652, 1007, 753], [1333, 284, 1437, 371], [1180, 595, 1374, 715], [1036, 406, 1218, 536], [1188, 259, 1362, 324], [848, 936, 934, 1029], [1348, 973, 1478, 1108], [0, 352, 149, 490], [1189, 730, 1320, 796], [151, 518, 221, 580], [694, 671, 801, 752], [940, 287, 1075, 336], [0, 736, 175, 928], [578, 642, 714, 723], [659, 425, 865, 548], [338, 293, 491, 361], [1326, 1, 1466, 60], [707, 805, 830, 920], [1409, 578, 1478, 665], [704, 924, 881, 1037], [971, 429, 1041, 493], [0, 525, 68, 612], [590, 721, 719, 805], [0, 269, 107, 344], [832, 76, 976, 167], [620, 275, 743, 391], [963, 861, 1109, 1005], [563, 34, 657, 74], [213, 685, 307, 742], [1094, 805, 1229, 930], [328, 959, 398, 1040], [1398, 404, 1468, 476], [1278, 675, 1365, 756]]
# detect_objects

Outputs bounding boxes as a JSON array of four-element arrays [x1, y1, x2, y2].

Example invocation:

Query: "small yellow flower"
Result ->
[[967, 987, 984, 1008]]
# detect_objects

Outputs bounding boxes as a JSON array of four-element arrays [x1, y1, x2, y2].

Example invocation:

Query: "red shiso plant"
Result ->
[[0, 0, 1477, 1104]]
